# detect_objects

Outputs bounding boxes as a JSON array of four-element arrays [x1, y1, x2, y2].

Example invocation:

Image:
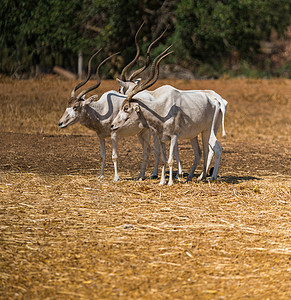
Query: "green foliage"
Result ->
[[273, 62, 291, 78], [0, 0, 291, 77], [0, 0, 89, 73], [173, 0, 291, 61]]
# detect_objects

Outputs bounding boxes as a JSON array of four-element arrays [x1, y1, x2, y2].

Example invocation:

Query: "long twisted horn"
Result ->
[[76, 52, 120, 100], [121, 47, 173, 107], [71, 49, 102, 98], [138, 44, 172, 90], [128, 25, 169, 81], [150, 50, 173, 88], [120, 22, 144, 81]]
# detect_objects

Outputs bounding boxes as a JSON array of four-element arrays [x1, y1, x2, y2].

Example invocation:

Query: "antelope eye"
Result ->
[[73, 105, 78, 110], [124, 106, 128, 112]]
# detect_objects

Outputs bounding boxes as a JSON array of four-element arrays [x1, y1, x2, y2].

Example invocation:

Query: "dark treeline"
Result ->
[[1, 0, 291, 78]]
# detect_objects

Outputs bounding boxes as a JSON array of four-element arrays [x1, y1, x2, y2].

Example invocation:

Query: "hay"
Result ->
[[1, 172, 291, 298], [0, 77, 291, 298]]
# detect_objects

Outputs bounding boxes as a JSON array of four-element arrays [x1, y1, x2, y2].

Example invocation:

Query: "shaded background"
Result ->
[[1, 0, 291, 79]]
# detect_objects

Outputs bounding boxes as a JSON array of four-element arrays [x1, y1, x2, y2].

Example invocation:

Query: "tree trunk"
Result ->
[[78, 50, 83, 79]]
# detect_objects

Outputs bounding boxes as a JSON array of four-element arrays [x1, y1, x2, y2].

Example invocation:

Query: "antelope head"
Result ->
[[117, 23, 168, 95], [58, 51, 118, 128], [111, 46, 173, 132]]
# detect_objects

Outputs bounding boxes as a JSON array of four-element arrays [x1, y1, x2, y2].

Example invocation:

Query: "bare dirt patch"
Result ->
[[0, 76, 290, 299], [0, 132, 290, 179]]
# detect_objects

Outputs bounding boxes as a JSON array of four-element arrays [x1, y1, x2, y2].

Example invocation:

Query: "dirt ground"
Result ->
[[0, 76, 290, 299]]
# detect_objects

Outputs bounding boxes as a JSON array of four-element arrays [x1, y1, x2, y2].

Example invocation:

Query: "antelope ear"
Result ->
[[134, 78, 141, 84], [133, 103, 140, 112], [116, 78, 127, 88]]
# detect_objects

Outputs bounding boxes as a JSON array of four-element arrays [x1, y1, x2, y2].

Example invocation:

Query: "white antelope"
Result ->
[[58, 48, 170, 181], [116, 23, 187, 179], [111, 58, 228, 186], [115, 28, 227, 181]]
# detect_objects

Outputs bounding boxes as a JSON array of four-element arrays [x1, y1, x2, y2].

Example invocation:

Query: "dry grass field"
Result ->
[[0, 76, 290, 299]]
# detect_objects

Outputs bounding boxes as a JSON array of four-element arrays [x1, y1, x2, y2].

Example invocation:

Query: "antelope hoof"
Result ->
[[209, 176, 217, 182], [168, 180, 174, 186], [149, 174, 158, 180], [186, 176, 193, 183], [136, 176, 145, 181], [198, 173, 205, 181], [113, 176, 120, 182], [175, 172, 183, 180], [98, 175, 104, 179]]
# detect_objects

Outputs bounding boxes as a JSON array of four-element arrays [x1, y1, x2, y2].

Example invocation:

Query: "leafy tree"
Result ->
[[0, 0, 291, 77], [0, 0, 90, 73], [173, 0, 291, 64]]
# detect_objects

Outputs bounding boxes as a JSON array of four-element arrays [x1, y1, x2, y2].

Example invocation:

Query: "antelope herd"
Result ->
[[58, 23, 228, 186]]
